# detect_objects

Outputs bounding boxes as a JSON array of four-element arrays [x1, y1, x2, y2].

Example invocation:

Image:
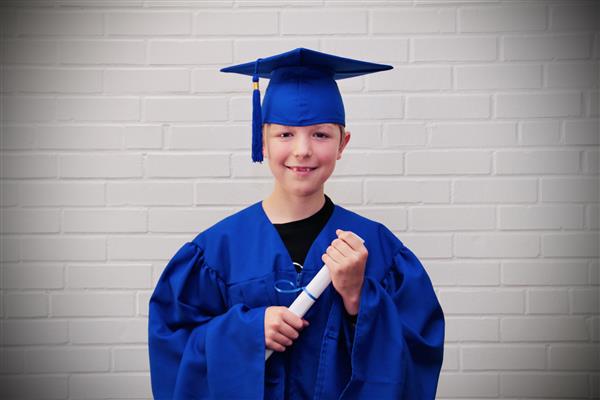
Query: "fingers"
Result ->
[[335, 229, 365, 250], [265, 307, 309, 353], [281, 309, 308, 331]]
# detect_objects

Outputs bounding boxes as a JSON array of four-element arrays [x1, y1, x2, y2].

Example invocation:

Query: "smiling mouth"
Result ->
[[286, 166, 317, 172]]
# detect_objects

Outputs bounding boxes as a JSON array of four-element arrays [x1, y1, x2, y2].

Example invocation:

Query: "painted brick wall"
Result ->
[[1, 0, 598, 398]]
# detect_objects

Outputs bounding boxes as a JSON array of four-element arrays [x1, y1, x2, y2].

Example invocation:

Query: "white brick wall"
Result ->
[[0, 1, 597, 399]]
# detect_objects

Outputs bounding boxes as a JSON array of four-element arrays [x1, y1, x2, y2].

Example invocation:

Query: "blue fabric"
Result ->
[[148, 201, 445, 399]]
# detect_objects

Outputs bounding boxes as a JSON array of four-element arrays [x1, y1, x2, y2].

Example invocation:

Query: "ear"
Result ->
[[337, 131, 351, 160]]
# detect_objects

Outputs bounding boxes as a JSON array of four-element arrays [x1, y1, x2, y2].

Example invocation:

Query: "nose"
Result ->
[[293, 134, 312, 158]]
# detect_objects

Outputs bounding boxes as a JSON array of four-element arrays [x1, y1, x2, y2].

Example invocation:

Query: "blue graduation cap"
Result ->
[[220, 48, 393, 162]]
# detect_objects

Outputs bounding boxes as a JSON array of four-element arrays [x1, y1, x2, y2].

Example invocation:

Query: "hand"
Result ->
[[321, 229, 368, 316], [264, 306, 309, 352]]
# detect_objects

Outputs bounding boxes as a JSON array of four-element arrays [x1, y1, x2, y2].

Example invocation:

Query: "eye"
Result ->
[[278, 132, 292, 138], [314, 131, 330, 139]]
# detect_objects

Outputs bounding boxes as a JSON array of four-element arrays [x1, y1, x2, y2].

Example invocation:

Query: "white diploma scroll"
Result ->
[[265, 233, 364, 361]]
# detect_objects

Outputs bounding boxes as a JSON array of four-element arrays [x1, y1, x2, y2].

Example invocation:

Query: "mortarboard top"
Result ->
[[220, 48, 393, 162]]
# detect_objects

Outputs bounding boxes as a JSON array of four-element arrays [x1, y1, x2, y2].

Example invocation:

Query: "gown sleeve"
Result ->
[[340, 242, 445, 399], [148, 241, 266, 400]]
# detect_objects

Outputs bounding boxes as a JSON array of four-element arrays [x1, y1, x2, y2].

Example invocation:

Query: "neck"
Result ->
[[262, 186, 326, 224]]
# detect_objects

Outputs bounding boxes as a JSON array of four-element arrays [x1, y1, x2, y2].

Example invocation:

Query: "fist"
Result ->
[[264, 306, 309, 352], [321, 229, 368, 316]]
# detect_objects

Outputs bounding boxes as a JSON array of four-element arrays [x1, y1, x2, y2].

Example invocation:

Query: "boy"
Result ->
[[149, 48, 444, 399]]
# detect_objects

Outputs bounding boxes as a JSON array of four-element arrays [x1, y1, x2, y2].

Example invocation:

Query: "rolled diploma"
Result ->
[[265, 233, 364, 361]]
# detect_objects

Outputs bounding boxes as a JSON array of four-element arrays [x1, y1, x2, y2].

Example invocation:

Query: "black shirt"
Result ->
[[273, 194, 334, 272]]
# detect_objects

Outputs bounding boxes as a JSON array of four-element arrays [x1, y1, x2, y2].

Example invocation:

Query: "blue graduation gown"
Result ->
[[149, 201, 444, 399]]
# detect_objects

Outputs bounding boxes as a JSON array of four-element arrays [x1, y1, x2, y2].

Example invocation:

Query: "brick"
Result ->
[[60, 40, 146, 64], [36, 125, 123, 150], [107, 11, 191, 35], [456, 64, 542, 89], [461, 6, 547, 33], [138, 291, 151, 316], [503, 34, 592, 61], [463, 345, 546, 370], [541, 177, 599, 202], [3, 96, 55, 122], [230, 95, 253, 121], [22, 236, 106, 261], [51, 293, 135, 317], [25, 348, 109, 373], [586, 90, 599, 116], [398, 234, 452, 259], [18, 11, 103, 35], [1, 154, 57, 179], [500, 374, 588, 398], [543, 233, 599, 258], [366, 179, 449, 204], [439, 290, 524, 314], [338, 95, 404, 120], [549, 345, 600, 370], [499, 205, 583, 230], [454, 178, 537, 203], [1, 182, 18, 206], [455, 233, 539, 258], [57, 97, 140, 121], [195, 180, 273, 205], [584, 149, 599, 174], [5, 293, 48, 318], [1, 238, 20, 262], [145, 97, 227, 122], [413, 37, 496, 61], [196, 11, 277, 35], [324, 180, 363, 205], [233, 39, 321, 62], [20, 182, 105, 207], [168, 125, 247, 150], [105, 69, 190, 93], [497, 92, 581, 118], [3, 320, 68, 345], [411, 206, 495, 231], [1, 125, 35, 150], [383, 123, 427, 147], [502, 317, 588, 341], [148, 40, 232, 65], [591, 261, 600, 285], [3, 68, 102, 93], [113, 347, 149, 371], [550, 4, 600, 31], [371, 8, 454, 34], [426, 261, 500, 286], [436, 373, 499, 398], [68, 265, 151, 289], [321, 38, 408, 63], [124, 125, 163, 149], [60, 154, 143, 178], [108, 235, 189, 261], [146, 153, 230, 178], [3, 39, 58, 64], [572, 288, 600, 314], [333, 151, 404, 176], [0, 350, 24, 374], [406, 95, 489, 119], [442, 345, 459, 371], [69, 319, 148, 344], [406, 150, 491, 175], [345, 123, 383, 149], [430, 122, 517, 147], [3, 264, 64, 289], [193, 68, 247, 93], [344, 206, 407, 232], [519, 120, 562, 146], [564, 119, 599, 145], [230, 154, 271, 178], [107, 182, 193, 206], [587, 206, 599, 232], [63, 209, 147, 233], [589, 316, 600, 342], [70, 374, 151, 399], [1, 209, 60, 233], [496, 150, 580, 174], [367, 66, 451, 91], [547, 62, 599, 89], [0, 376, 67, 400], [282, 10, 366, 34], [503, 261, 589, 286], [528, 289, 569, 314]]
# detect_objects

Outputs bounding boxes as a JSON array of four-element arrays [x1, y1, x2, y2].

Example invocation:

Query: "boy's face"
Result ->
[[263, 123, 350, 197]]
